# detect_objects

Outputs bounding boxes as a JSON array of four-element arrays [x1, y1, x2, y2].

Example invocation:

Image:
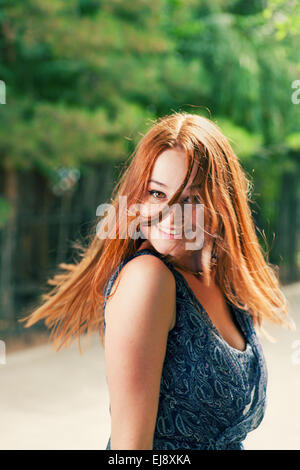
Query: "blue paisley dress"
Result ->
[[102, 248, 268, 450]]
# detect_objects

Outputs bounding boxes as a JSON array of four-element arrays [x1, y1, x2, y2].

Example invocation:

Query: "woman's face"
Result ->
[[139, 146, 203, 257]]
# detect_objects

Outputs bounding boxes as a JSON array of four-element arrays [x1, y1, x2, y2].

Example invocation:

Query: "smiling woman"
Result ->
[[138, 146, 205, 249], [20, 111, 295, 450]]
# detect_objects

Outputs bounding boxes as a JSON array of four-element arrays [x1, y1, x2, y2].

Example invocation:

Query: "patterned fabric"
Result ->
[[102, 248, 268, 450]]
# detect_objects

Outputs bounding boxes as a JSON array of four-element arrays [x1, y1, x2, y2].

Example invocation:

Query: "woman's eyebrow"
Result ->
[[148, 179, 199, 190], [148, 179, 168, 188]]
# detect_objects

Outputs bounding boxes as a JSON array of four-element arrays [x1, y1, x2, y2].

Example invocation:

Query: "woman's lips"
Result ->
[[157, 226, 195, 239]]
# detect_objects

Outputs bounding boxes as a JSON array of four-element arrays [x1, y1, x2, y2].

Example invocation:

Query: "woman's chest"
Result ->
[[175, 270, 248, 352], [161, 316, 261, 430], [166, 304, 257, 394], [160, 288, 268, 432]]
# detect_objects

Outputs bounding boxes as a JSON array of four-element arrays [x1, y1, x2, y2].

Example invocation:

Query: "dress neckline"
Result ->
[[134, 247, 251, 354], [172, 268, 251, 354]]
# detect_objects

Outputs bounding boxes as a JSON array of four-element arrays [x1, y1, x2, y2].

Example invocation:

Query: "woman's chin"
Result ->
[[147, 238, 187, 256]]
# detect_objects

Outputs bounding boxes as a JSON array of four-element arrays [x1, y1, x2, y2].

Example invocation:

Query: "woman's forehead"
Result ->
[[150, 148, 199, 190]]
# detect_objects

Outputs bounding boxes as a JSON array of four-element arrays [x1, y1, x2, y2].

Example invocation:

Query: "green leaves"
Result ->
[[0, 197, 11, 228], [0, 0, 299, 190]]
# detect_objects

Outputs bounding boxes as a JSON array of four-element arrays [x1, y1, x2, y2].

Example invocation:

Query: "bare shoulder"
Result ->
[[120, 252, 175, 286], [105, 253, 176, 333]]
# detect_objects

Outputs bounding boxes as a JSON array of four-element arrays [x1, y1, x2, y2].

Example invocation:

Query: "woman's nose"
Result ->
[[163, 205, 182, 229]]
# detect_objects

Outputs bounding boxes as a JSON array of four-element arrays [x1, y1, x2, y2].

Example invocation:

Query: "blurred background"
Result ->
[[0, 0, 300, 450]]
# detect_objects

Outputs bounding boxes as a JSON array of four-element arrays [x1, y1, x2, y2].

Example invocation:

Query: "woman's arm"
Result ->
[[104, 255, 176, 450]]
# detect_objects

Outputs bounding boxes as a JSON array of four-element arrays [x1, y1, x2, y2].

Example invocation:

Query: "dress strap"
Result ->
[[102, 248, 177, 332]]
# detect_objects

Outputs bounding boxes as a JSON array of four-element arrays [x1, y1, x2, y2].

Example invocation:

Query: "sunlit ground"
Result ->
[[0, 283, 299, 450]]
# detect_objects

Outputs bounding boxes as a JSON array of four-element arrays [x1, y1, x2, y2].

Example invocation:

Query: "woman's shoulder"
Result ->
[[103, 247, 177, 333], [103, 245, 177, 301], [117, 248, 176, 288]]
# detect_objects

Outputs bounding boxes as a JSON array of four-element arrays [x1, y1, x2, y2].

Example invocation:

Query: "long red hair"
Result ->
[[20, 111, 295, 352]]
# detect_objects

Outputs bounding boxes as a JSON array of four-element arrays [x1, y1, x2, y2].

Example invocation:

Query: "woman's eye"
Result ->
[[148, 190, 166, 200], [181, 195, 195, 204], [182, 195, 201, 204], [147, 190, 200, 204]]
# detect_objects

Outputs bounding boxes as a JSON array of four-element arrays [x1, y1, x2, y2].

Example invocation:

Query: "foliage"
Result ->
[[0, 0, 299, 248]]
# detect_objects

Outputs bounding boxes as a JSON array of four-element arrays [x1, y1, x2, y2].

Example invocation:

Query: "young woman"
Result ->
[[21, 112, 295, 450]]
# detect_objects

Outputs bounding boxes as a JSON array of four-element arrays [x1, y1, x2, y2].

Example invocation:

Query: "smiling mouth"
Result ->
[[158, 227, 182, 236], [157, 226, 194, 236]]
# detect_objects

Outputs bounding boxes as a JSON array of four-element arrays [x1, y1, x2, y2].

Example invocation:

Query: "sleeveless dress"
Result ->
[[102, 248, 268, 450]]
